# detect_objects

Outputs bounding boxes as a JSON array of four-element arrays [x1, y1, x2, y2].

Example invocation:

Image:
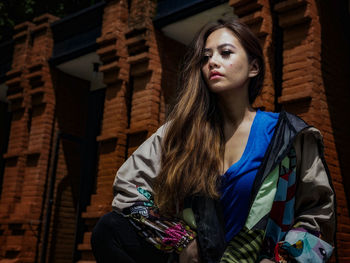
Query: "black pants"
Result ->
[[91, 211, 169, 263]]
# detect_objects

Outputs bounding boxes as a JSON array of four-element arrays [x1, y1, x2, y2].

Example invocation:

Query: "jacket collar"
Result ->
[[249, 110, 310, 209]]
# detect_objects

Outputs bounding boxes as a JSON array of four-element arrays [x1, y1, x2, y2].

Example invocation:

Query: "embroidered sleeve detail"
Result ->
[[137, 186, 154, 207], [274, 228, 333, 263], [123, 187, 196, 253]]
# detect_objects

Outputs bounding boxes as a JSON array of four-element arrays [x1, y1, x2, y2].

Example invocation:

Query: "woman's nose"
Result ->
[[208, 54, 219, 69]]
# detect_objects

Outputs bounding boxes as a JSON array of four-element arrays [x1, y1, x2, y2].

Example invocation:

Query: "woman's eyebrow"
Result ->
[[217, 43, 236, 49], [203, 43, 236, 52]]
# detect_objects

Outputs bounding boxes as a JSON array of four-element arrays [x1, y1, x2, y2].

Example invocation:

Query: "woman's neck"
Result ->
[[217, 89, 256, 131]]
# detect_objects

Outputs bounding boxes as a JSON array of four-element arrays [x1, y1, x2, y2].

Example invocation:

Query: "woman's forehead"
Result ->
[[204, 28, 240, 49]]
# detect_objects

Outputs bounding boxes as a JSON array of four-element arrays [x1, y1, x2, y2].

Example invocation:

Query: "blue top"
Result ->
[[220, 110, 279, 242]]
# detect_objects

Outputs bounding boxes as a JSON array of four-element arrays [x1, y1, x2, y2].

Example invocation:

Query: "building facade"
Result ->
[[0, 0, 349, 262]]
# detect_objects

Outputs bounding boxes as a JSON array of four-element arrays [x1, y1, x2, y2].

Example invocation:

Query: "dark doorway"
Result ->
[[73, 87, 105, 262]]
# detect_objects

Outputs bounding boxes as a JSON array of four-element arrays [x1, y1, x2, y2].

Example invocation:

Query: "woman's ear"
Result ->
[[248, 59, 259, 78]]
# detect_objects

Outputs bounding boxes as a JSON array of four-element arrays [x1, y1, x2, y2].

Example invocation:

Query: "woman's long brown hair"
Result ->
[[153, 19, 265, 215]]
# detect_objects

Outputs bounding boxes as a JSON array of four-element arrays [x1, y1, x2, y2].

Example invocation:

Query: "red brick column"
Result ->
[[0, 14, 58, 263], [78, 0, 130, 261], [126, 0, 163, 144], [229, 0, 275, 111], [0, 22, 33, 261], [274, 0, 349, 261], [79, 0, 166, 261]]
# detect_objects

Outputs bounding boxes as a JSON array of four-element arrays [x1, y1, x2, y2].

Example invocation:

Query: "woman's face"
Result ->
[[201, 28, 257, 94]]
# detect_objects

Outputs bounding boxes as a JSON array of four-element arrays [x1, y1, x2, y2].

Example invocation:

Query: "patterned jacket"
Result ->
[[112, 111, 335, 263]]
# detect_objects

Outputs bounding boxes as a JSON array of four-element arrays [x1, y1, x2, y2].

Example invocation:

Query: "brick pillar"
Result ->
[[77, 0, 130, 262], [0, 22, 33, 261], [0, 14, 58, 262], [79, 0, 167, 261], [274, 0, 349, 261], [229, 0, 275, 111], [125, 0, 162, 152]]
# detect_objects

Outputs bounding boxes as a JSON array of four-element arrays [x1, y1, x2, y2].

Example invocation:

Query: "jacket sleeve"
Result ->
[[276, 128, 335, 262], [111, 124, 196, 253], [112, 125, 164, 212], [293, 128, 335, 243]]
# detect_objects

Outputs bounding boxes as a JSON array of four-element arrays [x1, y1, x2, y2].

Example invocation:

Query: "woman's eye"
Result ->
[[221, 50, 232, 57], [202, 55, 210, 63]]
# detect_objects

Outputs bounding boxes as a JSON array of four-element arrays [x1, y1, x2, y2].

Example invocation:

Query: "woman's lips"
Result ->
[[209, 72, 224, 80]]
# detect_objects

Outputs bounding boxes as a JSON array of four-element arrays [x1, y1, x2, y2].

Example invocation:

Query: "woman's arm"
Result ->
[[275, 128, 335, 263], [293, 128, 335, 243], [112, 125, 165, 212], [111, 124, 197, 255]]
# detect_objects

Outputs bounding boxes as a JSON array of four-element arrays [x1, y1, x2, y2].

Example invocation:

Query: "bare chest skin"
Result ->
[[222, 114, 256, 174]]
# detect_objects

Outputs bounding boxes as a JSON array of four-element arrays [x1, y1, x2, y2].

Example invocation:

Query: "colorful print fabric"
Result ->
[[263, 148, 297, 251], [122, 187, 196, 253], [280, 228, 333, 263], [262, 148, 333, 262], [224, 147, 333, 262]]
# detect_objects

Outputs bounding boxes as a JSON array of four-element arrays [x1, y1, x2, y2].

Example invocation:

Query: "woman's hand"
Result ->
[[179, 239, 200, 263], [259, 259, 275, 263]]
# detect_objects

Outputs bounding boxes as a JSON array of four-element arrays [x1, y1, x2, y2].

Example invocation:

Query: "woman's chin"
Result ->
[[208, 86, 239, 95]]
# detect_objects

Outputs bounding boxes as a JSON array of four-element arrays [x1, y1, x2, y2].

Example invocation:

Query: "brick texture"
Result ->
[[0, 14, 59, 263], [77, 0, 130, 261]]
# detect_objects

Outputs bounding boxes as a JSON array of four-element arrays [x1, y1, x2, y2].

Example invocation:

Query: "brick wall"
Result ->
[[0, 14, 59, 262], [77, 0, 130, 261], [77, 1, 187, 262]]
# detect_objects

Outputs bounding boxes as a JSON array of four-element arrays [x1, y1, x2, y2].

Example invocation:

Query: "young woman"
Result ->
[[91, 19, 335, 263]]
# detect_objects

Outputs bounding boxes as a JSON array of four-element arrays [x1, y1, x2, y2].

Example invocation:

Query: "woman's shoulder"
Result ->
[[260, 110, 324, 145], [279, 111, 323, 138], [258, 109, 280, 122], [262, 110, 312, 134], [255, 110, 280, 135]]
